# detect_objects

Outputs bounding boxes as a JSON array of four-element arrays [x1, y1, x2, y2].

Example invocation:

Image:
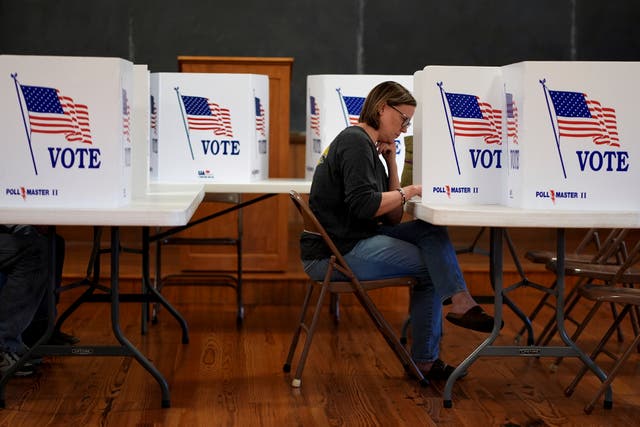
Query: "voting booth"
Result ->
[[503, 61, 640, 210], [0, 55, 133, 207], [150, 73, 269, 183], [305, 74, 413, 180], [414, 66, 506, 205], [414, 62, 639, 210]]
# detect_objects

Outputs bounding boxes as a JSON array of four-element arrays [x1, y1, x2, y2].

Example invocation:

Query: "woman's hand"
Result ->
[[377, 140, 396, 163]]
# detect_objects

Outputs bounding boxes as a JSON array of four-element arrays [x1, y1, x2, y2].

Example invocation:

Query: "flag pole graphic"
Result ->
[[174, 87, 195, 160], [12, 73, 39, 175], [336, 88, 350, 128], [540, 79, 567, 178], [437, 82, 461, 175]]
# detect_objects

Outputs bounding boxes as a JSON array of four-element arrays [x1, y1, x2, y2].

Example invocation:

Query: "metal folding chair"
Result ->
[[542, 229, 633, 370], [561, 238, 640, 413], [525, 230, 626, 344], [517, 228, 604, 345], [283, 190, 425, 388]]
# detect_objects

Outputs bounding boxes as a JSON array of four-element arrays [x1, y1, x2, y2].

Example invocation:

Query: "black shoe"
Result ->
[[445, 306, 503, 333], [0, 351, 36, 377], [421, 359, 467, 381]]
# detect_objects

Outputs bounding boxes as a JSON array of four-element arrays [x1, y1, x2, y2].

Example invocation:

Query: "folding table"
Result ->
[[147, 178, 311, 323], [0, 185, 204, 408], [407, 200, 640, 409]]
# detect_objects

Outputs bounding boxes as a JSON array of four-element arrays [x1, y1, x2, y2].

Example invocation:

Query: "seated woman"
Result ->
[[300, 81, 498, 381]]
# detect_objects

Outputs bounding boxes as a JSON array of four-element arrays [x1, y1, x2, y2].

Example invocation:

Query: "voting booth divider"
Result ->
[[150, 73, 269, 184], [502, 61, 639, 210], [414, 66, 506, 205], [0, 55, 133, 207], [414, 62, 640, 211], [305, 74, 413, 181], [132, 64, 151, 198]]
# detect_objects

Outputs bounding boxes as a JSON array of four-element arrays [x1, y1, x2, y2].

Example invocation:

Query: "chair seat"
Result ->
[[325, 277, 417, 293], [578, 284, 640, 305], [525, 250, 595, 264], [547, 260, 640, 283]]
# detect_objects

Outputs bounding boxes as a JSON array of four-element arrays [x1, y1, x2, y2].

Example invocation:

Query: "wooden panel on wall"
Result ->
[[177, 56, 294, 272]]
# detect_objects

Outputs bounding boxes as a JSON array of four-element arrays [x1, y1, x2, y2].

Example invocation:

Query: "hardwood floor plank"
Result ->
[[3, 284, 640, 425]]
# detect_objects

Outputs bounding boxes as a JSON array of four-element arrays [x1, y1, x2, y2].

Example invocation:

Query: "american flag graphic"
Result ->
[[20, 84, 93, 144], [309, 95, 321, 137], [506, 92, 518, 144], [341, 95, 365, 126], [445, 92, 502, 144], [255, 97, 266, 137], [548, 90, 619, 147], [150, 95, 157, 137], [181, 94, 233, 138], [122, 89, 130, 144]]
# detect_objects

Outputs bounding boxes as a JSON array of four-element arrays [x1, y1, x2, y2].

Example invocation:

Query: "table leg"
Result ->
[[443, 227, 505, 407], [143, 227, 190, 343], [554, 228, 612, 407], [109, 227, 171, 408]]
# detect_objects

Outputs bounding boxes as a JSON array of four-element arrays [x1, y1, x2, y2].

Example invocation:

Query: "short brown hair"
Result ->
[[359, 81, 416, 130]]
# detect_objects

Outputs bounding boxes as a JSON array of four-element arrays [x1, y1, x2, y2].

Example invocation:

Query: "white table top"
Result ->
[[150, 178, 312, 194], [0, 187, 205, 226], [407, 199, 640, 229]]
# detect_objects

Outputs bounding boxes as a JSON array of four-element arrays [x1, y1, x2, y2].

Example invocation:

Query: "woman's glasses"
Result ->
[[388, 104, 411, 129]]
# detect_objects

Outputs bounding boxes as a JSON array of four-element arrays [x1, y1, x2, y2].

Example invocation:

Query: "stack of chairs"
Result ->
[[551, 232, 640, 413]]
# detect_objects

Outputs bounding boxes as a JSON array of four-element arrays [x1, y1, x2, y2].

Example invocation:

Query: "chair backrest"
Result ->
[[611, 239, 640, 284], [592, 229, 629, 263], [289, 190, 355, 280], [579, 239, 640, 302], [570, 228, 601, 256]]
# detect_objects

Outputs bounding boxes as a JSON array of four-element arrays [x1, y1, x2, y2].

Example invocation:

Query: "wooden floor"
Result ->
[[2, 281, 640, 426]]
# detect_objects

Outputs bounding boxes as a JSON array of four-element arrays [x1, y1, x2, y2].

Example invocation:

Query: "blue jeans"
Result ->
[[303, 220, 467, 364], [0, 226, 48, 354]]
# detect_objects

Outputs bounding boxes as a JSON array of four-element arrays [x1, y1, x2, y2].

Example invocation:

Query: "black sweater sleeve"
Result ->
[[301, 126, 388, 260]]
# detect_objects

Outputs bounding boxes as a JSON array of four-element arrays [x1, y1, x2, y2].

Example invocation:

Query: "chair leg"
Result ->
[[610, 302, 624, 342], [565, 305, 630, 396], [585, 317, 639, 414], [551, 294, 629, 370], [283, 282, 315, 374], [283, 279, 332, 388], [291, 283, 331, 388]]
